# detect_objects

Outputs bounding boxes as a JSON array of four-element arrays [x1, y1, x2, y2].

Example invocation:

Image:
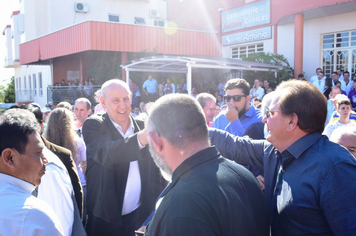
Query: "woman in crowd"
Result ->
[[44, 108, 88, 221]]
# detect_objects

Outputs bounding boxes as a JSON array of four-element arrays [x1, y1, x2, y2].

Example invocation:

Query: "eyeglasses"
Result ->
[[224, 95, 247, 102], [265, 108, 282, 118], [145, 110, 161, 137]]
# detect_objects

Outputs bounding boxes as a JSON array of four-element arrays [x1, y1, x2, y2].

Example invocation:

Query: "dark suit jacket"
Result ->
[[41, 137, 84, 218], [82, 113, 161, 226]]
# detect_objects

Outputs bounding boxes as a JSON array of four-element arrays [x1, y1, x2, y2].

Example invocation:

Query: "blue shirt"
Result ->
[[209, 130, 356, 236], [212, 105, 262, 137], [142, 79, 158, 93]]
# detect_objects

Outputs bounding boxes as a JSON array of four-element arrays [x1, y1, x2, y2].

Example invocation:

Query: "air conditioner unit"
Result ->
[[74, 3, 89, 13], [149, 9, 160, 18]]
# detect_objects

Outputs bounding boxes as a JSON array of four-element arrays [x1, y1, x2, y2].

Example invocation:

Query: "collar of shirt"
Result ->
[[172, 147, 219, 184], [109, 116, 135, 138], [0, 173, 35, 194], [283, 132, 321, 160], [243, 105, 260, 119]]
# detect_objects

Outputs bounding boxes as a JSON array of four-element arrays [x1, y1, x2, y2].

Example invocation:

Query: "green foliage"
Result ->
[[3, 77, 15, 103], [240, 52, 294, 87], [86, 51, 122, 85]]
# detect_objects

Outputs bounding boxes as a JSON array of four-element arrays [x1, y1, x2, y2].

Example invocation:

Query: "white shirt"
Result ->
[[312, 78, 326, 93], [333, 79, 347, 92], [344, 80, 353, 96], [249, 86, 265, 100], [110, 117, 143, 215], [0, 173, 64, 236], [309, 74, 318, 84], [37, 147, 74, 236], [74, 138, 87, 187], [323, 120, 356, 138]]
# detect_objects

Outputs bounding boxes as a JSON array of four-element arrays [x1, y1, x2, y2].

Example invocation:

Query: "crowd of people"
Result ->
[[1, 69, 356, 236]]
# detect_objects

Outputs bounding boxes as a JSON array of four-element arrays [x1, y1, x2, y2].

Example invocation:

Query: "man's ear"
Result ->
[[1, 148, 15, 168], [100, 96, 106, 108], [287, 113, 299, 131], [148, 131, 163, 153]]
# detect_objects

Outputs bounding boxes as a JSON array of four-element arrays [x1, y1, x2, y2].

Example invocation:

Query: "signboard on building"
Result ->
[[67, 70, 80, 81], [222, 26, 271, 46], [222, 0, 270, 33]]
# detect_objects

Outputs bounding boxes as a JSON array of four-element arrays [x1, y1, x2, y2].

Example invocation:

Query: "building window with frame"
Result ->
[[28, 75, 32, 91], [39, 72, 43, 97], [18, 77, 21, 90], [231, 43, 264, 59], [33, 74, 37, 96], [108, 14, 120, 22], [24, 76, 27, 89], [322, 30, 356, 78], [134, 17, 146, 25], [153, 20, 165, 27]]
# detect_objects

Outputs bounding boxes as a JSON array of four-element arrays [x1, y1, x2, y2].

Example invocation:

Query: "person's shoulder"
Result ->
[[42, 137, 71, 157]]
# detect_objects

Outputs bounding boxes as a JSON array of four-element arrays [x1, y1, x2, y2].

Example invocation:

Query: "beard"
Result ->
[[238, 106, 247, 118], [148, 138, 173, 182]]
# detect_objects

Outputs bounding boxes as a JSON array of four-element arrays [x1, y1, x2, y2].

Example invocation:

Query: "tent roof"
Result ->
[[121, 55, 283, 73]]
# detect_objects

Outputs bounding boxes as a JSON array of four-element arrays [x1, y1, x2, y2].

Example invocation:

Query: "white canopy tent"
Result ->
[[121, 55, 283, 95]]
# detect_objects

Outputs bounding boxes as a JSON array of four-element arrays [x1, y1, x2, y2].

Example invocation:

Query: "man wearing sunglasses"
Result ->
[[209, 80, 356, 235], [212, 78, 263, 137]]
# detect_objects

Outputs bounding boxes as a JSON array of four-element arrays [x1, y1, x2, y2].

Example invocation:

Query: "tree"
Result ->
[[240, 52, 294, 87], [3, 76, 15, 103]]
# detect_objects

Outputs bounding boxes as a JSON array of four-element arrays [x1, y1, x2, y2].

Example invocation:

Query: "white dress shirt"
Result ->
[[110, 117, 143, 215], [37, 147, 74, 236], [0, 173, 64, 236], [249, 86, 265, 100], [309, 74, 318, 84], [344, 81, 353, 96], [313, 78, 326, 93]]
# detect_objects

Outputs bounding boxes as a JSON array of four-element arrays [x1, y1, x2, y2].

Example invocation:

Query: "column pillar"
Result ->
[[121, 52, 128, 82], [294, 14, 304, 78]]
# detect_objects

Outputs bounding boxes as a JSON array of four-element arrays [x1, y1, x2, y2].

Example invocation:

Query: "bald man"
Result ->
[[82, 79, 161, 236]]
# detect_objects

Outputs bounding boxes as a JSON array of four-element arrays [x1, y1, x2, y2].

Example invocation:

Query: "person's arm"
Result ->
[[82, 117, 145, 166], [78, 138, 87, 178], [142, 82, 149, 95], [209, 128, 265, 169], [321, 161, 356, 235]]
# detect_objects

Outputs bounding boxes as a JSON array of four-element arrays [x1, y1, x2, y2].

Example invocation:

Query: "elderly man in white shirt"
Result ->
[[0, 109, 64, 236]]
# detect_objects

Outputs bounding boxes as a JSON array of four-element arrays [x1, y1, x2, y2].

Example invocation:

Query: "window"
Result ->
[[33, 74, 37, 96], [231, 43, 264, 59], [134, 17, 146, 25], [108, 14, 120, 22], [28, 75, 32, 90], [154, 20, 165, 27], [24, 76, 26, 89], [18, 77, 21, 90], [39, 72, 43, 96], [322, 30, 356, 78]]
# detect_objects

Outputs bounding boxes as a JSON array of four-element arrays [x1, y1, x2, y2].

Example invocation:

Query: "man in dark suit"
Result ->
[[82, 79, 161, 236]]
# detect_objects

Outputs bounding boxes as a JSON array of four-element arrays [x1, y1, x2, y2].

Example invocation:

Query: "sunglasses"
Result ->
[[265, 108, 282, 118], [224, 95, 247, 102]]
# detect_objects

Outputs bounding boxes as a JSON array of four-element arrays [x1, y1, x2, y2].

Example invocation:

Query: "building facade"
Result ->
[[3, 0, 219, 107], [169, 0, 356, 79]]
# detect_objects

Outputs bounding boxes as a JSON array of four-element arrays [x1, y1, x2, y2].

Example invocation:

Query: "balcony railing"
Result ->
[[47, 85, 101, 105]]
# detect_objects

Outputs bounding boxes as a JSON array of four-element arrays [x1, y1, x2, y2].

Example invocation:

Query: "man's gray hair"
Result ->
[[196, 93, 216, 109], [147, 94, 209, 150], [101, 79, 131, 98], [330, 126, 356, 143]]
